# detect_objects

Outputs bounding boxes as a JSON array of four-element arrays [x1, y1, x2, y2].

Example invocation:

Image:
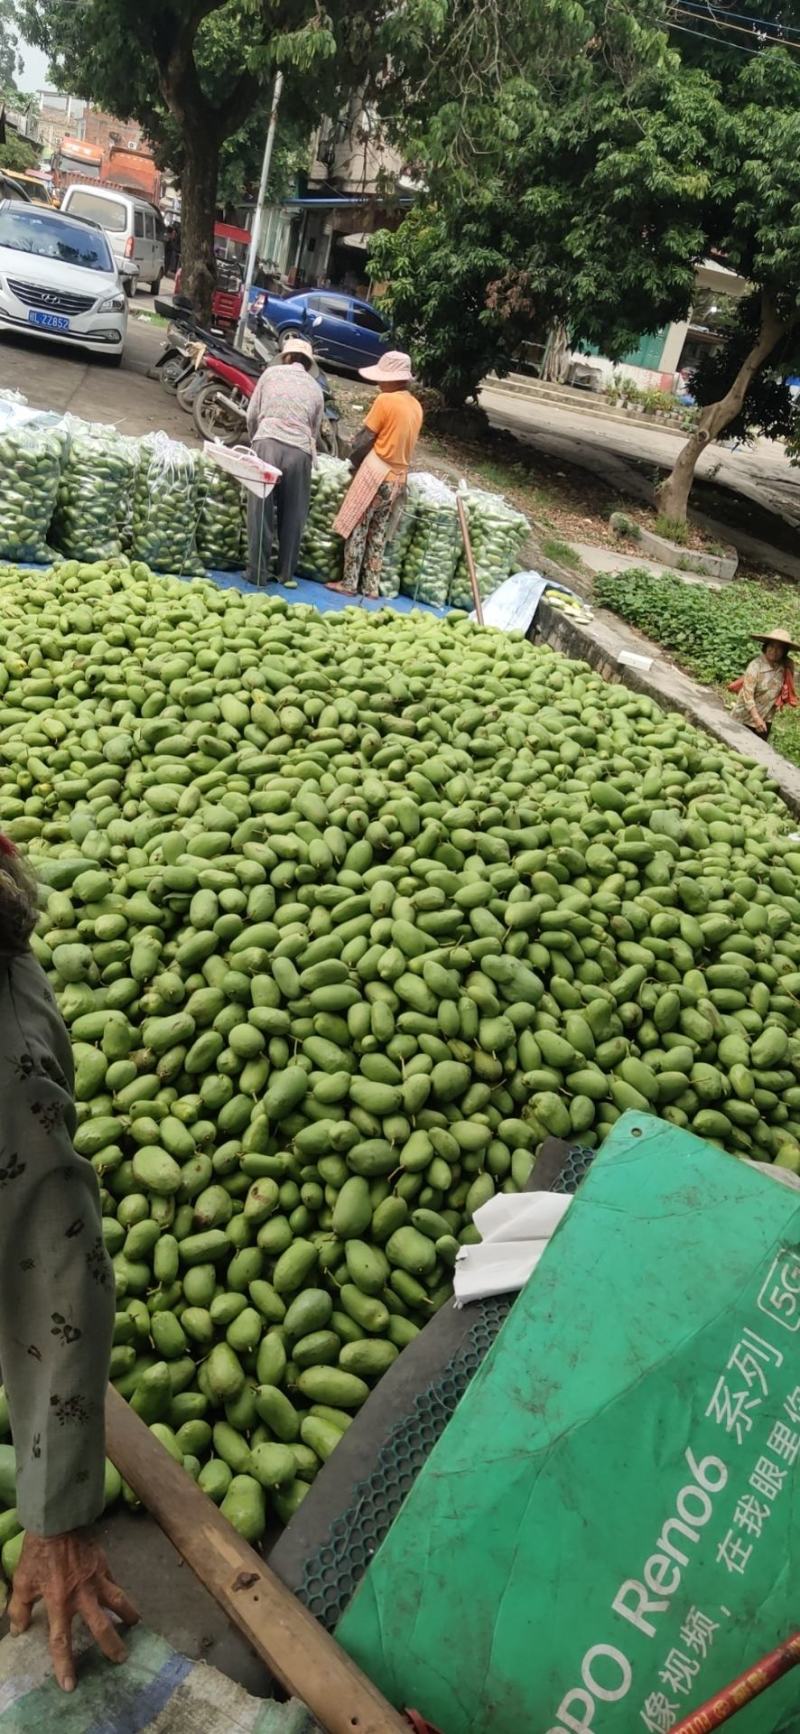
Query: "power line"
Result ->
[[667, 15, 764, 50], [675, 1, 800, 44], [678, 0, 800, 37]]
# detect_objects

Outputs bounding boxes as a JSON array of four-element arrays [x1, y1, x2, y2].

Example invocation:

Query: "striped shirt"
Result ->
[[246, 362, 324, 457]]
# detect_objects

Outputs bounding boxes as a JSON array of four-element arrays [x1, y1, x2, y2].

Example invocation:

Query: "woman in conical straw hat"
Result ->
[[329, 351, 423, 598], [729, 628, 798, 740]]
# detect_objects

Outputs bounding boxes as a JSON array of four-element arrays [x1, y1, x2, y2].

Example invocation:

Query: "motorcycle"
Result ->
[[175, 340, 212, 410], [191, 350, 263, 443], [192, 331, 342, 455], [154, 296, 282, 407]]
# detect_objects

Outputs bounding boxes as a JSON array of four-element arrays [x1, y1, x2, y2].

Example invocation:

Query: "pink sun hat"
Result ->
[[358, 349, 414, 383]]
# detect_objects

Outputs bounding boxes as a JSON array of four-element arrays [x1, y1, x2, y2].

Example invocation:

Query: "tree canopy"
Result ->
[[370, 0, 800, 516], [0, 0, 21, 95], [20, 0, 383, 309]]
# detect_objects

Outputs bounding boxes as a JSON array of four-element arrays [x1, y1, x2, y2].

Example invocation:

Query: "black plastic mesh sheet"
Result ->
[[296, 1142, 597, 1630]]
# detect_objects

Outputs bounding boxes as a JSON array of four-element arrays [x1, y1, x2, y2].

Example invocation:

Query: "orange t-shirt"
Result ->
[[364, 390, 423, 478]]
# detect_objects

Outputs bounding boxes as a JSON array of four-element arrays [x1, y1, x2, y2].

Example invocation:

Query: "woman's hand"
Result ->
[[9, 1530, 139, 1691]]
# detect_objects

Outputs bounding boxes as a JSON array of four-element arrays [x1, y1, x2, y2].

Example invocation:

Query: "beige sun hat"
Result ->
[[358, 349, 414, 383], [282, 335, 314, 361], [752, 628, 799, 648]]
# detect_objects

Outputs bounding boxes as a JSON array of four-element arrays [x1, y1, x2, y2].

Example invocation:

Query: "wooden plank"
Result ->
[[105, 1387, 408, 1734], [456, 495, 484, 625]]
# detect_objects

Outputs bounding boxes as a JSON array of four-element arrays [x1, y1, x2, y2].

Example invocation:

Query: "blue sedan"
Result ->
[[253, 288, 393, 372]]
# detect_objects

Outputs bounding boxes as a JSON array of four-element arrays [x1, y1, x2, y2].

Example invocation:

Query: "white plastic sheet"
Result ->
[[453, 1192, 572, 1304], [470, 571, 586, 633]]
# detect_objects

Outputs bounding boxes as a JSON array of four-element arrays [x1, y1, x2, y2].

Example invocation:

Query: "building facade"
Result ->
[[244, 96, 415, 294], [82, 108, 146, 156], [569, 259, 749, 393], [36, 94, 85, 159]]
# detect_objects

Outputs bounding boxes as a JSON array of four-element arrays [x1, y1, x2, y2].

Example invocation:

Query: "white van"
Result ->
[[60, 185, 165, 293]]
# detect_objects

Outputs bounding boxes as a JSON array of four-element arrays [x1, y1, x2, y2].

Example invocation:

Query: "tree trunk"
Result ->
[[656, 289, 791, 524], [179, 130, 220, 322], [542, 321, 570, 383]]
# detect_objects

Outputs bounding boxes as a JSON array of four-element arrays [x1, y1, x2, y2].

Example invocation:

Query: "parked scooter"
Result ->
[[154, 296, 282, 408], [175, 340, 212, 410], [191, 352, 254, 443], [192, 335, 342, 455]]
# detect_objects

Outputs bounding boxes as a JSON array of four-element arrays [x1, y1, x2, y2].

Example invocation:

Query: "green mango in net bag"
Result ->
[[51, 420, 138, 563], [131, 433, 203, 576], [0, 410, 65, 564], [449, 485, 528, 610], [400, 473, 459, 607], [379, 486, 419, 599], [197, 456, 246, 572], [297, 455, 350, 583]]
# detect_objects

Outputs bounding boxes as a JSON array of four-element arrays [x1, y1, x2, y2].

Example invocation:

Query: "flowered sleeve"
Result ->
[[0, 1059, 114, 1536], [738, 658, 765, 728], [247, 369, 270, 439]]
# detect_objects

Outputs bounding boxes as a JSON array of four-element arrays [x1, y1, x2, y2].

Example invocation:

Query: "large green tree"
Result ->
[[0, 0, 21, 94], [655, 51, 800, 519], [0, 132, 37, 170], [369, 203, 540, 405], [371, 0, 800, 520], [19, 0, 379, 313]]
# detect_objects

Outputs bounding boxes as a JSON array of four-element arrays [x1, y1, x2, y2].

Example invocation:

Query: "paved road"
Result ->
[[480, 384, 800, 575], [0, 315, 192, 442]]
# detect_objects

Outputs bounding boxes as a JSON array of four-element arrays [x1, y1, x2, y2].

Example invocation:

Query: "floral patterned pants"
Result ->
[[0, 951, 113, 1536], [341, 481, 395, 596]]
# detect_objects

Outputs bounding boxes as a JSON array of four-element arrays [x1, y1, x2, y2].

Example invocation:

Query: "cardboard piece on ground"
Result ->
[[337, 1111, 800, 1733]]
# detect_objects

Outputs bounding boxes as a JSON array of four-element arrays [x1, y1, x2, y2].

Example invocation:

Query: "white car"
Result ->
[[0, 200, 128, 366]]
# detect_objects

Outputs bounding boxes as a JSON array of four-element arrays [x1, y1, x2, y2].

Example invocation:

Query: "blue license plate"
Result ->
[[28, 310, 69, 332]]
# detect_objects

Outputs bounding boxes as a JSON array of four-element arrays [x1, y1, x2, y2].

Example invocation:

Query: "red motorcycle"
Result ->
[[191, 349, 262, 444], [192, 341, 342, 455]]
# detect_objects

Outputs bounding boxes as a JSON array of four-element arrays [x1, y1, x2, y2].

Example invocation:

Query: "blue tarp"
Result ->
[[201, 569, 448, 617], [23, 560, 448, 619]]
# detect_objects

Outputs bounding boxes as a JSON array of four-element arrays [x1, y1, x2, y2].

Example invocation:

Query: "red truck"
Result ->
[[52, 137, 161, 205]]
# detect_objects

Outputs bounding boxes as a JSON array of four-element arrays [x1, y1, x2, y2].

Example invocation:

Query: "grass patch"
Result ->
[[541, 537, 586, 572], [653, 513, 690, 546]]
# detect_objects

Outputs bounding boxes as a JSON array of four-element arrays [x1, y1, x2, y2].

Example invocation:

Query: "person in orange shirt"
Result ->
[[329, 351, 423, 597]]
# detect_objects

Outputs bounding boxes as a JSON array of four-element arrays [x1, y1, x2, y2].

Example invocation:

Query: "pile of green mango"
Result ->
[[0, 554, 799, 1547]]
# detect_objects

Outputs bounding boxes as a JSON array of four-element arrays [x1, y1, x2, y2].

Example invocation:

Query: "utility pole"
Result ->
[[236, 70, 284, 349]]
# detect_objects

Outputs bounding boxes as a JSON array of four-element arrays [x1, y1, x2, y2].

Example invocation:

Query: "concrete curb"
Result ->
[[608, 513, 738, 581], [481, 387, 800, 584], [531, 595, 800, 817]]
